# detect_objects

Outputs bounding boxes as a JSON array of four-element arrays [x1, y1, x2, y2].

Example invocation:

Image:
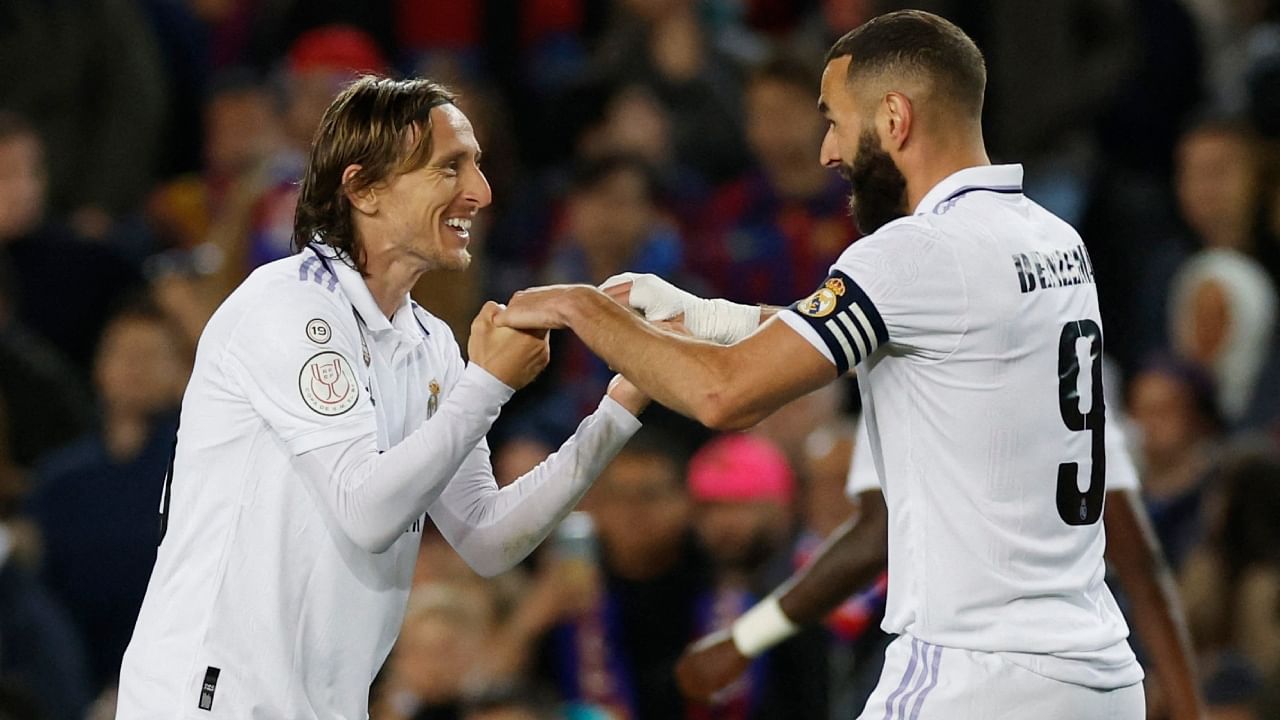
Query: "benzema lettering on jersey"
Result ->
[[299, 352, 359, 415]]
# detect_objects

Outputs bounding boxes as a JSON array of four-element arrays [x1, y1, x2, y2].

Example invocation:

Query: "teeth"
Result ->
[[444, 218, 472, 231]]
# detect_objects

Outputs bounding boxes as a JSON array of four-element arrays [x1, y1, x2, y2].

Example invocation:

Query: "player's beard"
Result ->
[[422, 227, 473, 272], [432, 247, 472, 272], [840, 128, 908, 235]]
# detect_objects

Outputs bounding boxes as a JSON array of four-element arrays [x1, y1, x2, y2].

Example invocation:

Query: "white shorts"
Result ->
[[857, 635, 1145, 720]]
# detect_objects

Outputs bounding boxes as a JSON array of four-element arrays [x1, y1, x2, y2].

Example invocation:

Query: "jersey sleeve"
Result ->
[[220, 288, 375, 455], [1104, 409, 1140, 492], [779, 220, 968, 374]]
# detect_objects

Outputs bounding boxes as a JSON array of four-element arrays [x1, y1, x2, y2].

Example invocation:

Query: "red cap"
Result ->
[[287, 25, 390, 76], [688, 434, 795, 504]]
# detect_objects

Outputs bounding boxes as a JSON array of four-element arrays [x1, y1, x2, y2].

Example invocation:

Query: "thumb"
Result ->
[[599, 272, 642, 291], [491, 307, 514, 328]]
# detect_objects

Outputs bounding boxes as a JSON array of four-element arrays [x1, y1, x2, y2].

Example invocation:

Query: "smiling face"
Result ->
[[359, 104, 492, 272], [818, 56, 908, 234]]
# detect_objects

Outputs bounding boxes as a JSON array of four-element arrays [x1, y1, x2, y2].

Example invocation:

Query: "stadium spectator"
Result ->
[[689, 434, 796, 594], [0, 112, 146, 377], [688, 433, 828, 719], [795, 420, 893, 717], [752, 382, 847, 483], [1120, 117, 1272, 368], [536, 154, 688, 430], [875, 0, 1135, 224], [1188, 0, 1280, 115], [1180, 448, 1280, 683], [459, 682, 561, 720], [0, 265, 92, 471], [1168, 249, 1278, 426], [242, 25, 391, 270], [529, 428, 712, 719], [1176, 119, 1276, 268], [592, 0, 749, 184], [26, 298, 186, 688], [377, 583, 502, 720], [0, 522, 93, 720], [147, 69, 285, 305], [543, 155, 683, 288], [1202, 651, 1265, 720], [0, 0, 167, 237], [1129, 358, 1224, 569], [692, 54, 858, 306]]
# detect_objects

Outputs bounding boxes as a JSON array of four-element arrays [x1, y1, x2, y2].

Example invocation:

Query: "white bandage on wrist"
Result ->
[[692, 298, 763, 345], [601, 273, 761, 345], [730, 596, 799, 658]]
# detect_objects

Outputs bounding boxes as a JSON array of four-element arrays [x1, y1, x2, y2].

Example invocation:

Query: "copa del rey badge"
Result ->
[[299, 352, 359, 416]]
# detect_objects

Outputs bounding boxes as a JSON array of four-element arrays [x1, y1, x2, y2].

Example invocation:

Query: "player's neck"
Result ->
[[904, 139, 990, 213], [362, 255, 422, 320]]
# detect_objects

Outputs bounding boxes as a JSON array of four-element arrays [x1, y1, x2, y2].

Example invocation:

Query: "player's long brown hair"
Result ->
[[292, 76, 456, 273]]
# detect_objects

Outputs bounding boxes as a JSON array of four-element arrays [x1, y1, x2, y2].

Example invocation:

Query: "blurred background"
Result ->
[[1, 0, 1279, 718]]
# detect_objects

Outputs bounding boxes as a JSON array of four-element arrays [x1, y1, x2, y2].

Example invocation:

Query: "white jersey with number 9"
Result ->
[[779, 164, 1142, 691]]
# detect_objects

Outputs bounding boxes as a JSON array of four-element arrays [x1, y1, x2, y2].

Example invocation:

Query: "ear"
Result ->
[[880, 92, 913, 152], [342, 164, 378, 215]]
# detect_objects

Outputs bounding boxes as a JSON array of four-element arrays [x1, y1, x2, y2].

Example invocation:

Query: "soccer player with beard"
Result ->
[[495, 11, 1153, 718]]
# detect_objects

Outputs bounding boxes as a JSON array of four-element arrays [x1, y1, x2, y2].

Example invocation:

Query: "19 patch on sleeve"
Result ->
[[788, 271, 889, 375], [298, 352, 360, 415]]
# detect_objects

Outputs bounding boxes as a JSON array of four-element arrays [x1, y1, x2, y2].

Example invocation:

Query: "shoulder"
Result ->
[[216, 255, 350, 330], [832, 215, 949, 285], [836, 215, 940, 259], [202, 254, 359, 368]]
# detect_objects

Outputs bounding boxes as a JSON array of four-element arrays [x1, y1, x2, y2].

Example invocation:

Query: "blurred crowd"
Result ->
[[2, 0, 1280, 719]]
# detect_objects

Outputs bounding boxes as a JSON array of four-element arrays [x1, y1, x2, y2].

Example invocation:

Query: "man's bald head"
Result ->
[[825, 10, 986, 123]]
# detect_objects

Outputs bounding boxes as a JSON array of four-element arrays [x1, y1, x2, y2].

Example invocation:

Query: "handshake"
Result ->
[[467, 273, 762, 415]]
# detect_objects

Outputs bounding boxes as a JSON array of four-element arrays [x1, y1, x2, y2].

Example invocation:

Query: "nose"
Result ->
[[820, 125, 841, 169], [464, 164, 493, 210]]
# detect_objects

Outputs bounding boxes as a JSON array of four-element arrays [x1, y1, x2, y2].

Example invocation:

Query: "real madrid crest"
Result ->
[[427, 380, 441, 417], [798, 276, 846, 318]]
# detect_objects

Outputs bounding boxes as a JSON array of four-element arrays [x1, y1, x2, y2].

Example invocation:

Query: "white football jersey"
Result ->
[[121, 241, 639, 718], [846, 397, 1141, 497], [780, 164, 1142, 690], [118, 247, 465, 718]]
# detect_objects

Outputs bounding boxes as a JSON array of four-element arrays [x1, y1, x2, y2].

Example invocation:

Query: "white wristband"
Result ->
[[730, 596, 799, 658]]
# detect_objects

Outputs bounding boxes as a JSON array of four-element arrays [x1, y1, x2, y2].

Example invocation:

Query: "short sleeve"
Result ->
[[1104, 409, 1140, 492], [780, 220, 967, 374], [220, 288, 375, 455]]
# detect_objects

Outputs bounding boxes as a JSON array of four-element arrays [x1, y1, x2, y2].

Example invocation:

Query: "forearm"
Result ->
[[563, 288, 742, 427], [295, 365, 513, 553], [776, 496, 889, 624], [429, 395, 643, 577], [733, 492, 888, 656], [1105, 491, 1204, 716]]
